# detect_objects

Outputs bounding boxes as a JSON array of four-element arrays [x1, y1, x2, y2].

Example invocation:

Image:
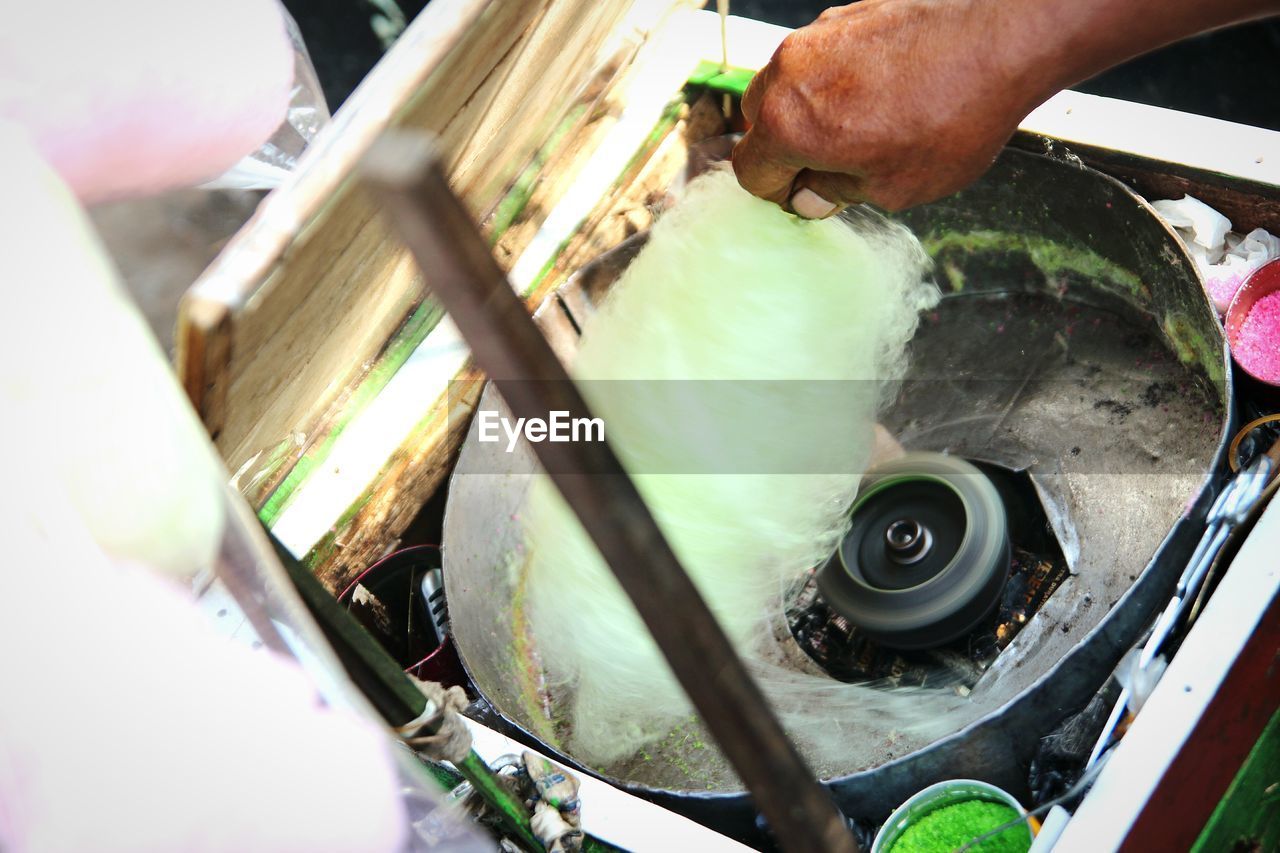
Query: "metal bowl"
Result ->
[[442, 147, 1230, 834]]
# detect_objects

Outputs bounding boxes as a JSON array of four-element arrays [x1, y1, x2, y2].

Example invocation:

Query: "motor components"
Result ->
[[817, 453, 1010, 650]]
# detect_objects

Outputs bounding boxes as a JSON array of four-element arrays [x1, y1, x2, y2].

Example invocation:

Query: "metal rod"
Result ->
[[361, 132, 857, 853]]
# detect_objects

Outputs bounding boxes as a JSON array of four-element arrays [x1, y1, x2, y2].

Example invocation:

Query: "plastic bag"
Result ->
[[1153, 194, 1280, 313], [201, 5, 330, 190]]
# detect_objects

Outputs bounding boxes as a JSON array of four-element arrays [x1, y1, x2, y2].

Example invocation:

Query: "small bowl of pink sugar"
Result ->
[[1227, 259, 1280, 386]]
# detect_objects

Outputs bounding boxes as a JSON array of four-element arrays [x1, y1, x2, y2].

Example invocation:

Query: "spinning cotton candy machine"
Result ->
[[442, 148, 1230, 833]]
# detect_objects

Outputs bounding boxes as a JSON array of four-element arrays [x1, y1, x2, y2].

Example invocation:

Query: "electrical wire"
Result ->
[[953, 749, 1115, 853]]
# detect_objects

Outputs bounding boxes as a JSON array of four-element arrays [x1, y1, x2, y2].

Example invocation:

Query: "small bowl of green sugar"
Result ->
[[872, 779, 1034, 853]]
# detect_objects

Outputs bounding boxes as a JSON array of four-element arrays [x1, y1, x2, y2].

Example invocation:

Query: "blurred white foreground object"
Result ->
[[0, 0, 296, 202], [0, 521, 409, 852], [0, 123, 226, 577], [203, 5, 332, 190]]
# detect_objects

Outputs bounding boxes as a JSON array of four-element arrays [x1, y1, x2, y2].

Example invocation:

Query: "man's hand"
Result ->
[[734, 0, 1280, 216], [733, 0, 1026, 215]]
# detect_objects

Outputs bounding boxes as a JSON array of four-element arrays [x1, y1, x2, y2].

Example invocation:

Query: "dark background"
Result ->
[[284, 1, 1280, 130]]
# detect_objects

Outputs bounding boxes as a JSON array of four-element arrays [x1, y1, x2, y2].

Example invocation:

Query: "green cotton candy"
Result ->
[[890, 801, 1031, 853], [521, 167, 941, 767]]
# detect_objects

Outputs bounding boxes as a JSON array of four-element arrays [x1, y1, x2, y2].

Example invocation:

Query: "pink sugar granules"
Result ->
[[1206, 271, 1246, 315], [1235, 291, 1280, 382]]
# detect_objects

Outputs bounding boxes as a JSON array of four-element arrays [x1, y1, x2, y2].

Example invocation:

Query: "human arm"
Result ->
[[732, 0, 1280, 216]]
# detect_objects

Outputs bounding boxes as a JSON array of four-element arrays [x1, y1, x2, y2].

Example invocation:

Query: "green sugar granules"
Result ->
[[889, 800, 1031, 853]]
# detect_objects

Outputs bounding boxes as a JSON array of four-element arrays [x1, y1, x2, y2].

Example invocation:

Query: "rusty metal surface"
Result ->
[[442, 149, 1231, 833]]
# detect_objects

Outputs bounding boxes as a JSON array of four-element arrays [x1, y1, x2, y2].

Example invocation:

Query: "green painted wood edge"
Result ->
[[688, 59, 755, 97], [275, 529, 430, 720], [491, 104, 589, 244], [302, 484, 376, 569], [1191, 707, 1280, 853], [299, 388, 452, 568], [257, 298, 447, 527]]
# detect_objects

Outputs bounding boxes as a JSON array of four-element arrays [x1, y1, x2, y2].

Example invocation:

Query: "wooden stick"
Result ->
[[361, 131, 857, 853]]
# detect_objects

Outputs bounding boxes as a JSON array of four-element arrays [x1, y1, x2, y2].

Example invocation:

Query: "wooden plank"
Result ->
[[1122, 588, 1279, 850], [257, 19, 673, 540], [436, 0, 633, 205], [490, 73, 627, 270], [220, 191, 421, 489], [178, 0, 489, 453], [176, 0, 644, 489], [305, 366, 486, 591], [303, 95, 725, 592], [255, 81, 622, 524]]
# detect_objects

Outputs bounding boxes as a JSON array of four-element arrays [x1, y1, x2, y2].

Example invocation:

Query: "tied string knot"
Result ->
[[396, 679, 472, 764]]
